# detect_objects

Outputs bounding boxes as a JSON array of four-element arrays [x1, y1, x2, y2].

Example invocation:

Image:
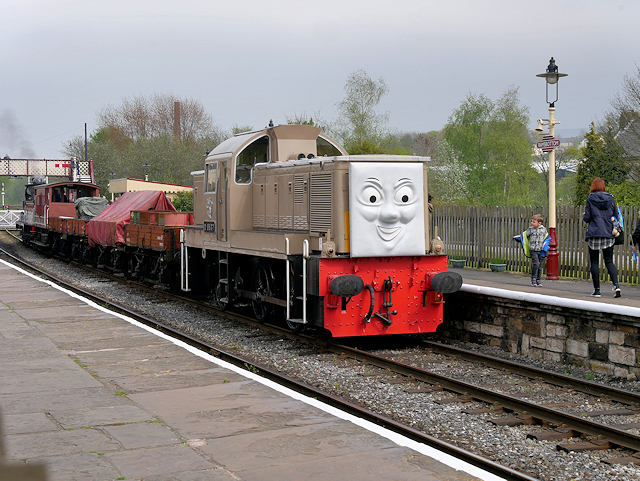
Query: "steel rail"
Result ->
[[0, 243, 536, 481], [318, 341, 640, 452], [418, 339, 640, 406]]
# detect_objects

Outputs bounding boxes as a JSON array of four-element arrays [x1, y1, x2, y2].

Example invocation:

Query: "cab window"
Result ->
[[205, 163, 218, 193], [235, 135, 269, 184], [317, 136, 343, 157]]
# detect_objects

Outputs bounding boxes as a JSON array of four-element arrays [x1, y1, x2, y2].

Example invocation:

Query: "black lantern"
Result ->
[[536, 57, 568, 107]]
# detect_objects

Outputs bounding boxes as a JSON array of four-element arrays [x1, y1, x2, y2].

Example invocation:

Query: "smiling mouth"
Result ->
[[376, 225, 402, 241]]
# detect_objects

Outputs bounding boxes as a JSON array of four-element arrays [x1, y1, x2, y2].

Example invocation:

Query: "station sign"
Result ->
[[536, 137, 560, 152]]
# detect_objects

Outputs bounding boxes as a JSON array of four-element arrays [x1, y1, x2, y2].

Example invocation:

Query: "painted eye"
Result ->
[[394, 185, 414, 204], [361, 186, 382, 205]]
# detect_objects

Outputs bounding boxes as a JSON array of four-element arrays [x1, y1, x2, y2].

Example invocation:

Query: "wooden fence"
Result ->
[[430, 205, 640, 284]]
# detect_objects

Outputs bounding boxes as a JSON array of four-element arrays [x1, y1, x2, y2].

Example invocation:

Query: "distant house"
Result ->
[[108, 178, 193, 202]]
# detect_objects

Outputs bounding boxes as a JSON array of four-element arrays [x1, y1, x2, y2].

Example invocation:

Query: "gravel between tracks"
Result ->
[[3, 233, 640, 480]]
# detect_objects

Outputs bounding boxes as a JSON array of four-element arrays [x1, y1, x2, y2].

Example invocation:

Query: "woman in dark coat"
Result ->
[[631, 211, 640, 258], [583, 177, 620, 298]]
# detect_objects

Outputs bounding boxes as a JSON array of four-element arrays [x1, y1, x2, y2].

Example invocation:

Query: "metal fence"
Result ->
[[431, 205, 640, 284], [0, 210, 23, 229]]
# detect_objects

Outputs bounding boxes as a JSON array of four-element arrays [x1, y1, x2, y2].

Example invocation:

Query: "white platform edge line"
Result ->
[[462, 283, 640, 318], [0, 259, 503, 481]]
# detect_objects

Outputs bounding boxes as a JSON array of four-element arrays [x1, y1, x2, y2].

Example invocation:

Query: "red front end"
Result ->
[[318, 255, 449, 337]]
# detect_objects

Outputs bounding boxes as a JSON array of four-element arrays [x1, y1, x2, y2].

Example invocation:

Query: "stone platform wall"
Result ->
[[440, 291, 640, 378]]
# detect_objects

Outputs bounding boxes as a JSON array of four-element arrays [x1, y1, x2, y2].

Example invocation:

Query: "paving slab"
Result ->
[[103, 421, 182, 449], [33, 453, 120, 481], [142, 468, 238, 481], [146, 398, 343, 440], [32, 317, 147, 341], [0, 387, 131, 415], [60, 330, 167, 351], [70, 340, 197, 365], [8, 296, 96, 310], [111, 368, 246, 394], [103, 444, 216, 478], [238, 446, 479, 481], [49, 404, 155, 429], [77, 350, 217, 378], [6, 428, 121, 459], [2, 412, 59, 435], [198, 420, 401, 471], [14, 304, 114, 321]]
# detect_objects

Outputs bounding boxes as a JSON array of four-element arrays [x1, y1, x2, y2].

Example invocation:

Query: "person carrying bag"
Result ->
[[612, 205, 624, 246], [583, 178, 621, 298]]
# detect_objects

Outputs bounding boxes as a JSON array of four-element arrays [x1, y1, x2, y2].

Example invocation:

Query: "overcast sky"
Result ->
[[2, 0, 639, 159]]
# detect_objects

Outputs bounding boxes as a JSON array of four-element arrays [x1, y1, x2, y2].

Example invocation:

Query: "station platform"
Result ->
[[456, 265, 640, 312], [0, 259, 496, 481]]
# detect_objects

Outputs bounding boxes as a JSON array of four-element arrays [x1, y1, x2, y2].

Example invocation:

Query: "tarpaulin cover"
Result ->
[[87, 190, 176, 247], [75, 197, 110, 220]]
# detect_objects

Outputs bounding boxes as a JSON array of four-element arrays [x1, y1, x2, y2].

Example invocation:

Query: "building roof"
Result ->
[[108, 178, 193, 195], [615, 120, 640, 158]]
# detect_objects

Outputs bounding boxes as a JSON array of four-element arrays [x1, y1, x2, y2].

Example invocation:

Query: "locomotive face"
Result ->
[[349, 162, 425, 257]]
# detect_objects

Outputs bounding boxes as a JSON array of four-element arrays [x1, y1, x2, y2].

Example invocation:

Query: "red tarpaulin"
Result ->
[[87, 190, 176, 247]]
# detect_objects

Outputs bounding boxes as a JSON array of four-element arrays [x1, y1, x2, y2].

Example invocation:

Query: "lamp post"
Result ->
[[536, 57, 567, 280], [143, 161, 151, 181]]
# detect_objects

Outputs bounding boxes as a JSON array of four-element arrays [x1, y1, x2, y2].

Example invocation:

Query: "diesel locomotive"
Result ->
[[180, 123, 461, 337]]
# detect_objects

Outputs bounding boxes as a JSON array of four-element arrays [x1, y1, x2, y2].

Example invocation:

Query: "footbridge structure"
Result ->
[[0, 158, 95, 184]]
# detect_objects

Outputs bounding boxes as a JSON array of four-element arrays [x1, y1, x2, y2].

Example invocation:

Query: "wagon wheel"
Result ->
[[125, 254, 136, 280], [251, 263, 273, 322]]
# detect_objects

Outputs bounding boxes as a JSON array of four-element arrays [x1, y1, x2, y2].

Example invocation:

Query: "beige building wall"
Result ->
[[108, 178, 193, 202]]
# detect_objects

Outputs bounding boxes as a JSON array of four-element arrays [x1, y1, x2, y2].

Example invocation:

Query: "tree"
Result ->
[[284, 111, 334, 139], [334, 69, 390, 153], [97, 93, 221, 141], [604, 65, 640, 181], [172, 191, 194, 211], [428, 139, 467, 204], [483, 87, 536, 205], [231, 124, 254, 135], [443, 92, 493, 203], [574, 122, 628, 204], [410, 131, 442, 158], [444, 88, 535, 205], [63, 95, 224, 193]]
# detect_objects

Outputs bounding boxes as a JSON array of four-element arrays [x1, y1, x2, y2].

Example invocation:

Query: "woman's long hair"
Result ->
[[590, 177, 606, 193]]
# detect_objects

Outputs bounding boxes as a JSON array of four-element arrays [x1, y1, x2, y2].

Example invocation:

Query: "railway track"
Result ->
[[4, 231, 640, 478]]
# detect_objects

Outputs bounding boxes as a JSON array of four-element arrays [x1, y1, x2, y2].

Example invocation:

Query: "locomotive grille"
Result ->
[[294, 175, 306, 204], [253, 214, 265, 228], [310, 173, 332, 234]]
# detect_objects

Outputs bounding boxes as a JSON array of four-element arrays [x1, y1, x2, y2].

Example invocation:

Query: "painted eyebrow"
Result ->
[[395, 178, 414, 187], [364, 177, 383, 188]]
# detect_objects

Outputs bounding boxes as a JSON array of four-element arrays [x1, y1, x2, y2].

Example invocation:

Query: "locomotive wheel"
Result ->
[[213, 282, 229, 310], [285, 318, 303, 332], [251, 264, 272, 322]]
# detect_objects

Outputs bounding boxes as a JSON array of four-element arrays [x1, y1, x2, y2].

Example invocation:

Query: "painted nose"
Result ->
[[379, 200, 399, 223]]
